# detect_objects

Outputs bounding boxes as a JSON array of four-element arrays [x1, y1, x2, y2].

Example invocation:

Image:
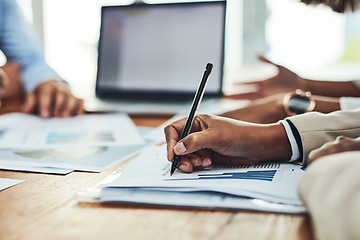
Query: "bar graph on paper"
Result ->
[[166, 170, 277, 182]]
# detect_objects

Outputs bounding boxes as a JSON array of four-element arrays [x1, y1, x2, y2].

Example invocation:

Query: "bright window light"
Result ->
[[266, 0, 346, 75]]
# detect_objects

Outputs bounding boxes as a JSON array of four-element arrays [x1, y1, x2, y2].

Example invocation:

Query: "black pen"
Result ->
[[170, 63, 213, 176]]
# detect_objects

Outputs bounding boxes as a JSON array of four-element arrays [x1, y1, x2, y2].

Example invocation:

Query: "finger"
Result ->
[[177, 156, 194, 173], [166, 115, 210, 160], [61, 96, 76, 118], [38, 84, 55, 118], [75, 99, 85, 115], [257, 55, 279, 67], [307, 150, 317, 165], [187, 154, 202, 167], [164, 118, 191, 161], [183, 149, 214, 169], [21, 93, 36, 114], [53, 91, 66, 117], [308, 149, 329, 165], [178, 155, 212, 173], [308, 143, 335, 164], [193, 156, 212, 170], [173, 130, 212, 156], [232, 80, 262, 87], [164, 124, 182, 161], [165, 118, 187, 137], [166, 141, 176, 162]]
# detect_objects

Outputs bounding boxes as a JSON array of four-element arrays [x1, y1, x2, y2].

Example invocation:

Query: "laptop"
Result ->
[[85, 1, 226, 115]]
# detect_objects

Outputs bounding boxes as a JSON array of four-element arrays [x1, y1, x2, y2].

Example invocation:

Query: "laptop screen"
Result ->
[[96, 1, 226, 101]]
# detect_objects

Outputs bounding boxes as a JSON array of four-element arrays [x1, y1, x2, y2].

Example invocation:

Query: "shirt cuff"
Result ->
[[339, 97, 360, 111], [278, 119, 300, 162]]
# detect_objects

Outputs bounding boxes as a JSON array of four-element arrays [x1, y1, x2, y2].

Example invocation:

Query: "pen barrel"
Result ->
[[170, 63, 213, 176], [170, 155, 181, 174], [179, 63, 213, 139]]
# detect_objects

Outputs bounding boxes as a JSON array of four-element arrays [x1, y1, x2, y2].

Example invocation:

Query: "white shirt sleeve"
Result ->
[[352, 79, 360, 90], [0, 0, 61, 92], [339, 97, 360, 110], [278, 120, 300, 162]]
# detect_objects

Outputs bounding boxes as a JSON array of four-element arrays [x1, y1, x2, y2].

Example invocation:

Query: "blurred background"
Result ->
[[2, 0, 360, 98]]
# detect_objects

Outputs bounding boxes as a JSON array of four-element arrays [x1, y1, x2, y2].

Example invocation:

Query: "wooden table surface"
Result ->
[[0, 99, 313, 240]]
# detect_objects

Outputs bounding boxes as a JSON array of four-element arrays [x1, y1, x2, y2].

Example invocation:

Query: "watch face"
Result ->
[[288, 95, 310, 114]]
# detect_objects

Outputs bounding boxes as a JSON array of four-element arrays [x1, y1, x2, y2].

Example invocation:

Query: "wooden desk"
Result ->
[[0, 101, 313, 240]]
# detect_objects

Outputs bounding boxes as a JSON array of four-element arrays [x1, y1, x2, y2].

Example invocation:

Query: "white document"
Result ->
[[0, 178, 24, 191], [99, 144, 306, 213], [101, 188, 305, 214], [0, 113, 144, 149]]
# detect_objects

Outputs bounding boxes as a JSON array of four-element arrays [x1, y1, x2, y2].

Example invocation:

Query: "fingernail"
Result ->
[[41, 111, 49, 118], [179, 164, 188, 172], [174, 142, 186, 155], [201, 158, 212, 167], [193, 158, 202, 167]]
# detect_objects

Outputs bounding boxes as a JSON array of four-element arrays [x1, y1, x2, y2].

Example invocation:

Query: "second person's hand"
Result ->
[[21, 80, 84, 118], [308, 136, 360, 164]]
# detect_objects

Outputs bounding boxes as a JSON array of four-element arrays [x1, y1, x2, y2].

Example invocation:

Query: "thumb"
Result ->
[[173, 131, 213, 155], [21, 92, 36, 113], [257, 55, 281, 68]]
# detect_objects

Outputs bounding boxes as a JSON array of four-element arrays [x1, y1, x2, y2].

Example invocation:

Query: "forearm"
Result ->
[[221, 94, 342, 124], [300, 78, 360, 97], [255, 123, 292, 162], [312, 95, 340, 113], [1, 62, 25, 99], [1, 0, 60, 92]]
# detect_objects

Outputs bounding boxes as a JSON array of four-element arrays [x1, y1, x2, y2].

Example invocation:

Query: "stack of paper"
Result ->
[[94, 144, 306, 214], [0, 113, 145, 174]]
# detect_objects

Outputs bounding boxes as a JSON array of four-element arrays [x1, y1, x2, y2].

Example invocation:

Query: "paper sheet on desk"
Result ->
[[0, 178, 24, 191], [0, 113, 144, 149], [0, 145, 144, 173], [0, 113, 145, 174], [0, 162, 73, 174], [100, 145, 306, 212]]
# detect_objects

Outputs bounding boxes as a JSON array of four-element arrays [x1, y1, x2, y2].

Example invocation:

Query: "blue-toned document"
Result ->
[[0, 113, 145, 174]]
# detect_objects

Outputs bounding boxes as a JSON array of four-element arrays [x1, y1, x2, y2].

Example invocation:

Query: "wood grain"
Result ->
[[0, 165, 312, 240]]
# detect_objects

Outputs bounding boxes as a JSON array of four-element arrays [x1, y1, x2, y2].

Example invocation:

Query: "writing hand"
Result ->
[[164, 114, 291, 173]]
